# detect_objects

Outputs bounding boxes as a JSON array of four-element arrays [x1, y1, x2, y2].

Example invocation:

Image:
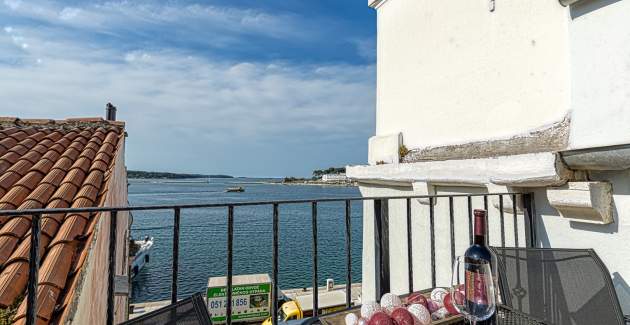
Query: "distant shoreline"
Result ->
[[127, 170, 233, 179], [266, 180, 357, 187]]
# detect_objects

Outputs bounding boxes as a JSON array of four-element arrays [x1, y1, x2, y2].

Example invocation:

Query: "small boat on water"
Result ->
[[226, 186, 245, 192], [131, 236, 154, 278]]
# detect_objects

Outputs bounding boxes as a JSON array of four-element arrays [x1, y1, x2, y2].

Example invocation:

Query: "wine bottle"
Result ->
[[464, 209, 496, 325]]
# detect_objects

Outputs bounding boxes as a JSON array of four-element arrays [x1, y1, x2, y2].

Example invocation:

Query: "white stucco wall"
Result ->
[[567, 0, 630, 149], [375, 0, 570, 149]]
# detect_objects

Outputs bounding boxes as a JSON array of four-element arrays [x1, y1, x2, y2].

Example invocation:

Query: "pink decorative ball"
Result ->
[[361, 302, 383, 319], [345, 313, 359, 325], [407, 304, 431, 325], [357, 317, 368, 325], [405, 293, 428, 309], [390, 307, 415, 325], [368, 311, 394, 325], [426, 299, 442, 313], [380, 293, 402, 313], [443, 293, 460, 315], [430, 288, 448, 304], [431, 307, 449, 321]]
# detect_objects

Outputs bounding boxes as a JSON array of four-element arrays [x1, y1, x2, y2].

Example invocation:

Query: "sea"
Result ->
[[129, 178, 363, 303]]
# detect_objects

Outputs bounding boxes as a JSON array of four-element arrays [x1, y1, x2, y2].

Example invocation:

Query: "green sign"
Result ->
[[207, 283, 271, 323]]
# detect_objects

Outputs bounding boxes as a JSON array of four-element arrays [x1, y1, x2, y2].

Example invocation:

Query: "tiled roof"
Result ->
[[0, 117, 125, 325]]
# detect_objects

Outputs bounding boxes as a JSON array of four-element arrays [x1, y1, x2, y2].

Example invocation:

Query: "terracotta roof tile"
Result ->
[[48, 215, 87, 247], [6, 160, 32, 176], [14, 284, 61, 323], [60, 169, 85, 187], [74, 185, 99, 202], [31, 159, 55, 175], [0, 151, 20, 165], [50, 156, 73, 172], [69, 157, 91, 173], [0, 185, 30, 208], [24, 183, 56, 206], [40, 169, 65, 187], [0, 236, 19, 267], [49, 183, 79, 204], [39, 243, 76, 289], [0, 118, 124, 323], [14, 171, 44, 191], [0, 137, 18, 151], [89, 160, 109, 173], [0, 262, 28, 306], [0, 171, 21, 192], [40, 150, 60, 163]]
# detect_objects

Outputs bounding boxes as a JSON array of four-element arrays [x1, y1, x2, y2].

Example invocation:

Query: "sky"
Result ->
[[0, 0, 376, 177]]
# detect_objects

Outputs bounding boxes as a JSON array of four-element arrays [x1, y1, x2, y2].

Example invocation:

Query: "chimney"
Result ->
[[106, 103, 117, 121]]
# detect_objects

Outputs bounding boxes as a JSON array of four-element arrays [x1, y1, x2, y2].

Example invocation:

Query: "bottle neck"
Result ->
[[474, 211, 487, 246]]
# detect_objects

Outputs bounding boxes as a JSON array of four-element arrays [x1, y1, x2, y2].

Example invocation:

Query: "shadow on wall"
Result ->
[[570, 0, 623, 19], [530, 188, 555, 248]]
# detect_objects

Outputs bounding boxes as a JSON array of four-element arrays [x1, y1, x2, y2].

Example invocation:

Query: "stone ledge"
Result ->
[[347, 152, 572, 187]]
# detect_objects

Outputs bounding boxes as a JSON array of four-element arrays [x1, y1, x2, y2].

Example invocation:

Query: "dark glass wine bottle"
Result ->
[[464, 209, 496, 325]]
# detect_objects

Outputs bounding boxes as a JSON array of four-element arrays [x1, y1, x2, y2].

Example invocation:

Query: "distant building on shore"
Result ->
[[0, 106, 130, 324], [321, 174, 348, 182], [348, 0, 630, 312]]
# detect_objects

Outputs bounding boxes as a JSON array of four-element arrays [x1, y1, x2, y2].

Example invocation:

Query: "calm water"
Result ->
[[129, 178, 362, 303]]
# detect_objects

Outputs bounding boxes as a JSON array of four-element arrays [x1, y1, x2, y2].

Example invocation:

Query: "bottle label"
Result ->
[[465, 269, 488, 305]]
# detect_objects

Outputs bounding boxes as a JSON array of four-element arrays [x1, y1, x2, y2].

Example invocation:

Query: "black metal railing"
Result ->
[[0, 192, 536, 325]]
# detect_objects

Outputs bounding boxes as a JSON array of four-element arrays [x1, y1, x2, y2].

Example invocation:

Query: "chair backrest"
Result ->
[[491, 247, 625, 325], [122, 292, 212, 325]]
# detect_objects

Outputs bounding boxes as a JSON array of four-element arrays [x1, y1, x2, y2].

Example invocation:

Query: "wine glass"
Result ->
[[451, 256, 496, 325]]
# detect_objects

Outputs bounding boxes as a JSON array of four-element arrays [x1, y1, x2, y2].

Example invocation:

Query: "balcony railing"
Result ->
[[0, 192, 536, 325]]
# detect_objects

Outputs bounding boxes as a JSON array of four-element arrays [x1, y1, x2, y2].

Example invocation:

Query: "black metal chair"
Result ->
[[122, 293, 212, 325], [491, 247, 629, 325]]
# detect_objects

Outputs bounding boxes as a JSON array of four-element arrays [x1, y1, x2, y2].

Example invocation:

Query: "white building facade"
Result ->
[[348, 0, 630, 313]]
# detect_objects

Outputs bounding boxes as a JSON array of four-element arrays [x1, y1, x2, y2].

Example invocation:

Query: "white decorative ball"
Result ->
[[345, 313, 359, 325], [431, 307, 449, 321], [361, 301, 383, 319], [430, 288, 448, 304], [357, 317, 368, 325], [407, 304, 431, 325], [380, 293, 402, 313]]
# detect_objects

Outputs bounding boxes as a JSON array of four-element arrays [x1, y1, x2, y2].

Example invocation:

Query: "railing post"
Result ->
[[429, 197, 436, 288], [523, 193, 537, 248], [512, 194, 519, 247], [406, 198, 413, 294], [226, 206, 234, 325], [499, 195, 505, 247], [271, 204, 279, 325], [448, 197, 455, 265], [373, 199, 390, 300], [107, 211, 117, 325], [311, 202, 318, 317], [467, 196, 473, 245], [345, 200, 352, 308], [26, 213, 41, 325], [171, 208, 180, 304]]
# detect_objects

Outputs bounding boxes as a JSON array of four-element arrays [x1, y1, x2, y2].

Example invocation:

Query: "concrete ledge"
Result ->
[[348, 152, 571, 187], [547, 182, 613, 224]]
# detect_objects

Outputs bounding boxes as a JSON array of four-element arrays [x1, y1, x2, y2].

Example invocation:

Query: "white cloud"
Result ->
[[0, 29, 375, 171], [58, 7, 80, 20], [3, 0, 21, 10], [4, 26, 13, 33]]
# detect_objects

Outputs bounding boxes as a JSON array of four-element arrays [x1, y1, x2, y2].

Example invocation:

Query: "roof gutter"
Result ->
[[560, 144, 630, 171]]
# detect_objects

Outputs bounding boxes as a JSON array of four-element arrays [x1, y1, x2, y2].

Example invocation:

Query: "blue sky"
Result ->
[[1, 0, 376, 177]]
